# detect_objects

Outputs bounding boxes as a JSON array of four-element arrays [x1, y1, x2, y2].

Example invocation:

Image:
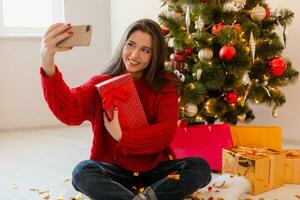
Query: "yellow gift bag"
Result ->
[[231, 126, 282, 151]]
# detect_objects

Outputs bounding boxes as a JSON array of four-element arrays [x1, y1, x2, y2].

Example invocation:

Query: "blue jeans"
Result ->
[[72, 157, 211, 200]]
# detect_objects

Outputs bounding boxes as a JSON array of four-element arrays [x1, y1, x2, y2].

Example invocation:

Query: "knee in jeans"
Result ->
[[188, 157, 212, 186], [72, 160, 105, 185]]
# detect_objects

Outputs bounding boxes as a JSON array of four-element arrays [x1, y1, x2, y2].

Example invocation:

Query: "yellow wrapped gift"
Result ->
[[283, 149, 300, 184], [231, 126, 282, 151], [222, 146, 285, 195]]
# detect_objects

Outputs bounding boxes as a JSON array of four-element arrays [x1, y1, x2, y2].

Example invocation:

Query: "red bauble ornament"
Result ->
[[185, 48, 193, 55], [161, 25, 169, 35], [177, 119, 188, 128], [264, 7, 271, 20], [170, 52, 186, 62], [219, 45, 236, 61], [201, 0, 209, 3], [224, 91, 238, 104], [268, 56, 287, 77]]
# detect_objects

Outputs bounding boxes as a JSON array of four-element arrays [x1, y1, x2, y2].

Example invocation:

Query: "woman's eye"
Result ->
[[126, 42, 134, 47], [142, 48, 150, 54]]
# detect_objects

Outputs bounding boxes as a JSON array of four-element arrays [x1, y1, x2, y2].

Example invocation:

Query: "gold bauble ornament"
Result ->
[[184, 103, 198, 117], [198, 48, 213, 61], [251, 4, 266, 21], [204, 98, 217, 116]]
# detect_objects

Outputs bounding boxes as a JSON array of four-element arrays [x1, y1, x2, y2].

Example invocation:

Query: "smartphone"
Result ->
[[58, 25, 92, 47]]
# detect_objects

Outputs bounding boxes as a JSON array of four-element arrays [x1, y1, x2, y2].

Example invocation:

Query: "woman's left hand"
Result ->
[[103, 108, 122, 141]]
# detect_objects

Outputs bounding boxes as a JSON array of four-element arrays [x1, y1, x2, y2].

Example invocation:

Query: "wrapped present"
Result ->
[[222, 146, 285, 195], [283, 149, 300, 184], [230, 126, 282, 151], [96, 74, 148, 130], [170, 124, 233, 171]]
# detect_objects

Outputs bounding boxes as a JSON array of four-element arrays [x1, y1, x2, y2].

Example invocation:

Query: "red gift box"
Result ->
[[96, 74, 148, 130], [170, 124, 233, 171]]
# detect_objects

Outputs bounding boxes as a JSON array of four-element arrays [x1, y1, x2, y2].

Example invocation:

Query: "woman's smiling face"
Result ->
[[122, 30, 153, 80]]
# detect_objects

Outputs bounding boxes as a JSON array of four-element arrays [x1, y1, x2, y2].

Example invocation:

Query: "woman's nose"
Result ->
[[130, 49, 140, 58]]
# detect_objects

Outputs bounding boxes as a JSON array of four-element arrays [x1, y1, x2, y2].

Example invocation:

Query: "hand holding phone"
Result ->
[[57, 25, 92, 47]]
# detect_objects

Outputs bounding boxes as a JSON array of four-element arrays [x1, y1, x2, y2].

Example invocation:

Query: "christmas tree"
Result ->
[[159, 0, 299, 125]]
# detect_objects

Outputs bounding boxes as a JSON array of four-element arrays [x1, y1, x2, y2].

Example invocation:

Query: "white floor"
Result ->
[[0, 126, 299, 200]]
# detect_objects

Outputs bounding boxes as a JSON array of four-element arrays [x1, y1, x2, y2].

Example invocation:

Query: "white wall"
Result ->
[[1, 0, 299, 143], [0, 0, 111, 130]]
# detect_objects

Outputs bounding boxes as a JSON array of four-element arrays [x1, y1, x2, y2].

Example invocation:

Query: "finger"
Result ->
[[55, 46, 73, 52], [54, 31, 74, 45], [44, 23, 65, 37], [48, 24, 72, 39], [114, 108, 118, 117]]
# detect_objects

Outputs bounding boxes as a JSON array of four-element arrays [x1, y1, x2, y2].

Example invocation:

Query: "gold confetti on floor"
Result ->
[[11, 183, 18, 190]]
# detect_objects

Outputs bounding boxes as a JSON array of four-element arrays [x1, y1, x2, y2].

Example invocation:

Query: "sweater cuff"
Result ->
[[40, 65, 62, 83]]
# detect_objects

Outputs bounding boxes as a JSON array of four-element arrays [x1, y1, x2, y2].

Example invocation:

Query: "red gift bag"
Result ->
[[170, 124, 233, 171], [96, 74, 148, 130]]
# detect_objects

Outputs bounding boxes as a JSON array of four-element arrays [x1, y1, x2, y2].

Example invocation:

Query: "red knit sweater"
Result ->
[[40, 66, 179, 172]]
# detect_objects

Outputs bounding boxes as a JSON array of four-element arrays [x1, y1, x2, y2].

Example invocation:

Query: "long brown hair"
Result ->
[[102, 18, 181, 91]]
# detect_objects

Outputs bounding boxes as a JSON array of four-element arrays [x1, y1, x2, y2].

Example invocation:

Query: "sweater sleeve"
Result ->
[[117, 88, 178, 155], [40, 66, 109, 125]]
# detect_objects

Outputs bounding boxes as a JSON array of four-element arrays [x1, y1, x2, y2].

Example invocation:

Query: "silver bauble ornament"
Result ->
[[251, 4, 267, 21], [184, 103, 198, 117], [198, 48, 213, 61]]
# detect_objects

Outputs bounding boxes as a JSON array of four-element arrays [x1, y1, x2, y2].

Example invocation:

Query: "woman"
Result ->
[[40, 18, 211, 200]]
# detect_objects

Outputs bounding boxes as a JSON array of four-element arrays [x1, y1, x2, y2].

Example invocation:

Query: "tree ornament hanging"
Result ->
[[196, 69, 203, 80], [268, 56, 287, 77], [224, 91, 238, 104], [234, 0, 246, 9], [223, 2, 239, 12], [195, 15, 205, 31], [237, 113, 246, 122], [212, 23, 224, 35], [170, 50, 187, 72], [242, 82, 252, 105], [261, 82, 271, 97], [167, 38, 175, 48], [249, 31, 256, 62], [204, 98, 217, 116], [242, 72, 251, 85], [200, 0, 209, 3], [185, 47, 193, 55], [219, 45, 236, 61], [174, 70, 186, 82], [198, 48, 214, 61], [185, 6, 191, 34], [184, 103, 198, 117], [283, 24, 288, 47], [272, 105, 278, 118], [177, 119, 188, 128], [161, 25, 169, 35], [264, 7, 271, 20], [251, 4, 267, 21]]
